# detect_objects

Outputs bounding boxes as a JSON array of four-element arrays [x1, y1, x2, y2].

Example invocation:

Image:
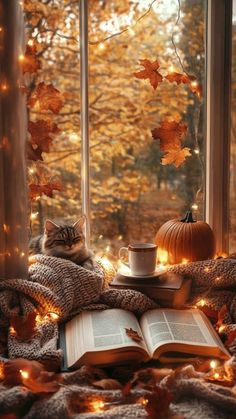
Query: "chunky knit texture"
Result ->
[[0, 255, 236, 418]]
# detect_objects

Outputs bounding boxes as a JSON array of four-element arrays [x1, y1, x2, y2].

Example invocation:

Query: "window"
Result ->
[[26, 0, 232, 259]]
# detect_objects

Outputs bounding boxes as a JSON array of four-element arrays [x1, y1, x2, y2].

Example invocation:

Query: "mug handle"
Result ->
[[118, 247, 129, 266]]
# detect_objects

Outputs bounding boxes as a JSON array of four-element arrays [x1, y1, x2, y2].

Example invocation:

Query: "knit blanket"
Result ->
[[0, 255, 236, 418]]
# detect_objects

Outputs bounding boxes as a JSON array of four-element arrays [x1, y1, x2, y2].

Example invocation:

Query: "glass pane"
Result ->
[[25, 1, 82, 236], [89, 0, 206, 258], [229, 0, 236, 252]]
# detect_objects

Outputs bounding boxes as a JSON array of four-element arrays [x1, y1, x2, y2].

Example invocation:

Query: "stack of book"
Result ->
[[109, 271, 192, 308]]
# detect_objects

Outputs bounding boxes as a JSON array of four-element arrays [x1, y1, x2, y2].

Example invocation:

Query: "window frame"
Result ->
[[79, 0, 233, 252]]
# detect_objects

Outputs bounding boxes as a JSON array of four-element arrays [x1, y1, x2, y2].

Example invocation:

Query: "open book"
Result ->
[[60, 308, 230, 369]]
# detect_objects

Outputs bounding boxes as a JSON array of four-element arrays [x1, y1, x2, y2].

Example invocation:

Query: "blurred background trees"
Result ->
[[25, 0, 206, 256]]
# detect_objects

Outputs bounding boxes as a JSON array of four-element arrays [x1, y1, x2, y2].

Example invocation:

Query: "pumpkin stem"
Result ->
[[181, 211, 196, 223]]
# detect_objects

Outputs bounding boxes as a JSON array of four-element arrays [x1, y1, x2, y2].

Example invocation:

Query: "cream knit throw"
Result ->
[[1, 255, 236, 418]]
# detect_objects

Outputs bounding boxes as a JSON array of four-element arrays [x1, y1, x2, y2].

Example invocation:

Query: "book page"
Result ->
[[140, 308, 224, 355], [81, 309, 148, 352]]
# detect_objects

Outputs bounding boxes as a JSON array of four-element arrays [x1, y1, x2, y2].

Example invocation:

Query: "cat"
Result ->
[[29, 216, 95, 271]]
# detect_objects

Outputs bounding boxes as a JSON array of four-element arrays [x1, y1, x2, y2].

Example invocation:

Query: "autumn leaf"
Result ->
[[152, 120, 187, 151], [28, 119, 60, 152], [125, 328, 143, 343], [215, 305, 229, 331], [165, 72, 196, 85], [161, 147, 191, 168], [22, 44, 41, 74], [29, 182, 62, 200], [144, 386, 173, 419], [225, 329, 236, 348], [29, 82, 64, 114], [134, 59, 163, 90], [152, 120, 190, 167], [10, 311, 37, 341], [199, 305, 218, 323], [92, 378, 122, 390], [27, 142, 44, 161]]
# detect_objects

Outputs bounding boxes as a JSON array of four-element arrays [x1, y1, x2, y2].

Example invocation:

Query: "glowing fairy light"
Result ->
[[29, 168, 35, 174], [118, 235, 123, 240], [168, 64, 175, 73], [9, 326, 16, 335], [27, 39, 34, 46], [197, 299, 206, 307], [20, 252, 25, 257], [210, 360, 217, 369], [20, 370, 29, 380], [191, 80, 198, 88], [30, 211, 39, 220], [1, 83, 8, 91], [181, 258, 189, 265], [91, 400, 105, 412], [18, 54, 25, 61], [157, 248, 169, 265], [204, 267, 210, 272], [105, 245, 111, 253], [191, 203, 198, 210], [194, 149, 200, 155], [218, 325, 225, 333], [3, 224, 10, 233], [98, 43, 105, 50], [213, 372, 220, 379]]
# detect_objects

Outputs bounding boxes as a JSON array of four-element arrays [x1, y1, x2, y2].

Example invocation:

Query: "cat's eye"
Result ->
[[55, 240, 65, 245], [73, 237, 81, 243]]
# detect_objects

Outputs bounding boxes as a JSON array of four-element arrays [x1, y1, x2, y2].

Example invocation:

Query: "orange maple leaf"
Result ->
[[22, 44, 41, 74], [125, 328, 143, 343], [134, 59, 163, 90], [10, 311, 37, 341], [161, 148, 191, 168], [165, 72, 196, 85], [29, 82, 64, 114], [28, 119, 60, 152], [29, 182, 62, 200], [27, 142, 44, 161], [152, 120, 188, 152]]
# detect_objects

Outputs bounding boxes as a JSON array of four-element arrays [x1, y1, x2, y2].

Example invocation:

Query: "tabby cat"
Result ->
[[29, 216, 95, 271]]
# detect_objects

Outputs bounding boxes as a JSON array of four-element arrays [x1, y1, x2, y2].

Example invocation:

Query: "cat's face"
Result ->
[[42, 217, 86, 258]]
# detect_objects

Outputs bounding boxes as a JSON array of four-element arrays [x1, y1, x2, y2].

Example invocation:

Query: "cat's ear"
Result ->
[[44, 219, 60, 234], [73, 215, 86, 231]]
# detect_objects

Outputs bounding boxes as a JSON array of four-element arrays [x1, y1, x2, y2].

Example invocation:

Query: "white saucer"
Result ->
[[117, 267, 167, 279]]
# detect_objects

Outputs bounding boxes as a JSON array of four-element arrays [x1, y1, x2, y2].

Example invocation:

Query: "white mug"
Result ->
[[119, 243, 157, 276]]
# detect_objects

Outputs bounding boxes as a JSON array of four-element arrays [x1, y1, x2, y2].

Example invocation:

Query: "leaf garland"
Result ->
[[152, 120, 191, 167], [134, 58, 202, 167]]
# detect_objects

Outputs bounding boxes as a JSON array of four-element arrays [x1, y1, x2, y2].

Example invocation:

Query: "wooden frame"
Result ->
[[206, 0, 232, 254]]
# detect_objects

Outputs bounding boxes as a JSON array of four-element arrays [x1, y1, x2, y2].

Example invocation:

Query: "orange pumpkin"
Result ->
[[155, 211, 216, 264]]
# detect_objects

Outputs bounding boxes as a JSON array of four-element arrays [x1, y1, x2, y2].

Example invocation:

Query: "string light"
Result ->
[[210, 360, 217, 369], [191, 203, 198, 210], [197, 298, 206, 307], [157, 248, 169, 265], [0, 27, 3, 33], [105, 245, 111, 253], [194, 149, 200, 155], [98, 42, 105, 51], [1, 83, 8, 91], [191, 80, 198, 88], [168, 64, 175, 73], [90, 400, 105, 412], [20, 370, 29, 380], [213, 372, 220, 379], [218, 325, 225, 333], [30, 211, 39, 220], [3, 224, 10, 233], [27, 39, 34, 46], [20, 252, 25, 257], [181, 258, 188, 265], [29, 168, 35, 174], [18, 53, 25, 61]]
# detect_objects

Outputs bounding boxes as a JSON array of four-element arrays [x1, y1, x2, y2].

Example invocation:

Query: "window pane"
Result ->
[[230, 0, 236, 252], [26, 2, 82, 235], [89, 0, 206, 257]]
